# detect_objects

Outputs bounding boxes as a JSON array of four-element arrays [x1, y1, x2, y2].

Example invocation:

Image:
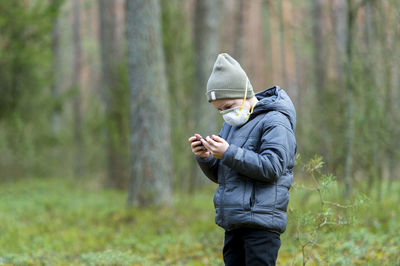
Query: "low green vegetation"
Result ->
[[0, 172, 399, 265]]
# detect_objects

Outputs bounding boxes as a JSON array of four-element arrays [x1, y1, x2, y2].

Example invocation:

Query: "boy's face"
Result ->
[[211, 98, 249, 112]]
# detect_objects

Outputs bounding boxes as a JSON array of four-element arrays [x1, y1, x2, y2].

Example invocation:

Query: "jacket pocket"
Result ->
[[254, 183, 276, 207], [223, 182, 244, 207], [249, 183, 255, 208], [275, 185, 289, 211], [242, 181, 252, 211]]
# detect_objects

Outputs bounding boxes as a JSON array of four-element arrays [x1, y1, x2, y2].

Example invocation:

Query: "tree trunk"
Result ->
[[277, 0, 287, 88], [51, 3, 61, 135], [332, 0, 350, 196], [343, 0, 354, 198], [332, 0, 348, 83], [312, 0, 325, 94], [312, 0, 329, 161], [126, 0, 173, 206], [343, 0, 374, 198], [160, 0, 197, 193], [363, 0, 379, 192], [376, 0, 396, 199], [384, 0, 400, 194], [191, 0, 220, 191], [289, 0, 302, 110], [233, 0, 246, 62], [99, 0, 129, 189], [261, 0, 273, 85], [72, 0, 83, 177]]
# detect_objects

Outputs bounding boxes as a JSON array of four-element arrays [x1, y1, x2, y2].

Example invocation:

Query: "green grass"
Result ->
[[0, 177, 399, 265]]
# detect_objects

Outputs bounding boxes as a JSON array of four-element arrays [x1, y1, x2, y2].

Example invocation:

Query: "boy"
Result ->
[[188, 53, 297, 265]]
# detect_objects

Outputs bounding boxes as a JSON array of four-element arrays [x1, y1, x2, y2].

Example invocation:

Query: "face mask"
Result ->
[[220, 106, 251, 126], [219, 78, 255, 127]]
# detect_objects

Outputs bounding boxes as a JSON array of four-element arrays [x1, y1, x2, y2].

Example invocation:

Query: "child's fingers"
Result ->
[[211, 135, 225, 143], [201, 138, 212, 150], [206, 136, 218, 146], [189, 134, 204, 143], [191, 141, 202, 148], [188, 136, 197, 142], [193, 146, 207, 152]]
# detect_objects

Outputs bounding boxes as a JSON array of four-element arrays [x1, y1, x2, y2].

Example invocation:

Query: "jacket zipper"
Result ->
[[221, 126, 233, 228]]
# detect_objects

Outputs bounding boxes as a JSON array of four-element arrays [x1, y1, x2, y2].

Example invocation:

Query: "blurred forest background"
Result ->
[[0, 0, 399, 264]]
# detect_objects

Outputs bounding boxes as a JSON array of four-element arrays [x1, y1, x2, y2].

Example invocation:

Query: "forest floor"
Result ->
[[0, 177, 399, 265]]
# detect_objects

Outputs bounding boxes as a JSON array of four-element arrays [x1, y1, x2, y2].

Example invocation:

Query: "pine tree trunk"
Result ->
[[312, 0, 329, 161], [72, 0, 83, 177], [191, 0, 220, 191], [99, 0, 129, 189], [312, 0, 325, 93], [51, 5, 61, 135], [289, 0, 302, 110], [261, 0, 273, 84], [160, 0, 197, 193], [277, 0, 287, 87], [344, 0, 359, 198], [233, 0, 246, 62], [332, 0, 348, 83], [332, 0, 350, 196], [126, 0, 173, 206]]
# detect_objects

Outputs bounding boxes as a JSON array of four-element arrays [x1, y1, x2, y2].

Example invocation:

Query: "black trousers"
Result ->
[[223, 227, 281, 266]]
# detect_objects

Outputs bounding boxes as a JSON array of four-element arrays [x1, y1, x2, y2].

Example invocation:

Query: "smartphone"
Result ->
[[196, 137, 205, 146], [196, 135, 222, 146]]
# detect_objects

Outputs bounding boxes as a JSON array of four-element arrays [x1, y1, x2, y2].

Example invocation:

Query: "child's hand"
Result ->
[[201, 135, 229, 159], [188, 133, 210, 158]]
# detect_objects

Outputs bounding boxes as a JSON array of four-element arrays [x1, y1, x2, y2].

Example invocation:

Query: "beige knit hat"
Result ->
[[205, 53, 254, 102]]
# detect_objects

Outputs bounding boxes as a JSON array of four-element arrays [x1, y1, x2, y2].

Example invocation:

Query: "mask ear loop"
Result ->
[[236, 78, 248, 116], [244, 100, 255, 120]]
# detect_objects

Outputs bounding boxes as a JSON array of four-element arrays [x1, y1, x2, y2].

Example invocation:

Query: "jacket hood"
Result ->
[[252, 86, 296, 131]]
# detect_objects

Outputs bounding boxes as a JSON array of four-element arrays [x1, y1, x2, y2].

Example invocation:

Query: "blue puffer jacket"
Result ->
[[195, 86, 297, 233]]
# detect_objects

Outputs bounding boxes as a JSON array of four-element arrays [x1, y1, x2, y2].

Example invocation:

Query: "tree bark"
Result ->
[[72, 0, 83, 177], [343, 0, 374, 198], [233, 0, 246, 62], [51, 3, 61, 135], [289, 0, 302, 110], [277, 0, 287, 88], [312, 0, 329, 162], [126, 0, 173, 206], [160, 0, 197, 193], [383, 0, 400, 194], [343, 0, 355, 198], [261, 0, 273, 85], [363, 0, 379, 192], [99, 0, 129, 189], [332, 0, 348, 83], [191, 0, 220, 191], [312, 0, 325, 94], [375, 0, 396, 198]]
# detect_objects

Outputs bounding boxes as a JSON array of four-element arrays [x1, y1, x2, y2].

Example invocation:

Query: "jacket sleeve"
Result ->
[[193, 124, 229, 184], [195, 154, 219, 184], [220, 120, 295, 183]]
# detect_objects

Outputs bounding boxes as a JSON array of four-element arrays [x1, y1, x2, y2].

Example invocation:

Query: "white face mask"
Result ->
[[220, 106, 251, 126], [219, 78, 255, 127]]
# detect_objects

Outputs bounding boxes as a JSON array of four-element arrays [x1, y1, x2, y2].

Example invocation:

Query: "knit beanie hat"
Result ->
[[206, 53, 254, 102]]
